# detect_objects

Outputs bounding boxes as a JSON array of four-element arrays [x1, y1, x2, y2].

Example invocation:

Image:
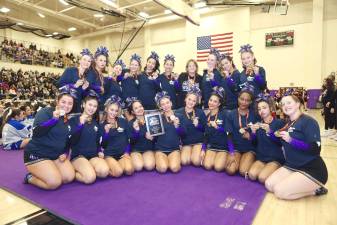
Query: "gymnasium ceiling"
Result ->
[[0, 0, 324, 39]]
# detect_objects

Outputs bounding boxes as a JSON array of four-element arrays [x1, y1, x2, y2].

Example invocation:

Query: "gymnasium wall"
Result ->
[[1, 0, 336, 90]]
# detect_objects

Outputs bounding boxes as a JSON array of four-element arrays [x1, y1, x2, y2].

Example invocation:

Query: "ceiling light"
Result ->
[[0, 7, 10, 13], [17, 22, 24, 26], [164, 9, 171, 14], [37, 12, 45, 18], [138, 11, 149, 18], [68, 27, 77, 31], [193, 1, 206, 8], [53, 32, 59, 35], [94, 14, 104, 18], [99, 0, 118, 8], [59, 0, 69, 6], [45, 34, 53, 37]]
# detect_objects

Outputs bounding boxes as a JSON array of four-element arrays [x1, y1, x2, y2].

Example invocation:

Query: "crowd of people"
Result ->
[[0, 38, 78, 68], [0, 44, 328, 203], [320, 72, 337, 140], [0, 68, 59, 100]]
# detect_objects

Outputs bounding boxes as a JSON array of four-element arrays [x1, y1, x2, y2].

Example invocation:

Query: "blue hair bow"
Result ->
[[149, 51, 159, 61], [155, 91, 170, 105], [212, 86, 225, 99], [59, 85, 78, 99], [80, 48, 93, 58], [104, 95, 124, 108], [164, 54, 175, 63], [114, 59, 126, 69], [239, 44, 253, 53], [130, 53, 141, 64], [94, 46, 109, 58], [125, 97, 139, 108], [209, 48, 221, 60]]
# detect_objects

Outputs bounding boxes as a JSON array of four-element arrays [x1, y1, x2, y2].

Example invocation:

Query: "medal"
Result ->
[[239, 128, 246, 134]]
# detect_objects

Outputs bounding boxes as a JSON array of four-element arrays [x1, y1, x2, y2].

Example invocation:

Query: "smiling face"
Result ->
[[281, 95, 300, 117], [130, 60, 140, 74], [241, 51, 254, 67], [146, 58, 156, 73], [83, 98, 98, 117], [187, 61, 197, 75], [207, 54, 217, 70], [132, 101, 145, 117], [208, 95, 221, 110], [79, 55, 92, 70], [257, 101, 271, 119], [106, 103, 120, 120], [185, 93, 198, 109], [159, 97, 172, 112], [164, 60, 174, 74], [57, 95, 74, 114], [221, 58, 232, 72]]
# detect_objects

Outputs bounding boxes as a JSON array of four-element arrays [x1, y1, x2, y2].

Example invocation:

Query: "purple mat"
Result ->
[[0, 150, 266, 225]]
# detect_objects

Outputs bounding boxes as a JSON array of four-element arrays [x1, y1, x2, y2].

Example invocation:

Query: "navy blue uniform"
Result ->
[[220, 70, 240, 110], [69, 115, 101, 160], [201, 69, 222, 108], [176, 73, 202, 108], [252, 119, 285, 164], [129, 118, 154, 152], [138, 73, 160, 110], [239, 66, 266, 97], [117, 73, 139, 103], [102, 77, 122, 109], [86, 68, 103, 93], [24, 107, 72, 161], [227, 109, 257, 153], [101, 118, 130, 159], [157, 74, 179, 109], [204, 110, 229, 151], [154, 113, 185, 153], [57, 67, 85, 112], [175, 108, 206, 146], [281, 114, 328, 184]]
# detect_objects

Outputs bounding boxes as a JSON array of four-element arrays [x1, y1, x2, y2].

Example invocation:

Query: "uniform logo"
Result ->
[[117, 127, 124, 132], [94, 126, 98, 132], [288, 127, 295, 133], [216, 119, 223, 125]]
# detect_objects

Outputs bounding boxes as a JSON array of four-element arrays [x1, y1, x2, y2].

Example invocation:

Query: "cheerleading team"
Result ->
[[21, 44, 327, 201]]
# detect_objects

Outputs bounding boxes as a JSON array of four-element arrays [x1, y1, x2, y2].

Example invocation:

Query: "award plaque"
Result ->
[[145, 112, 165, 136]]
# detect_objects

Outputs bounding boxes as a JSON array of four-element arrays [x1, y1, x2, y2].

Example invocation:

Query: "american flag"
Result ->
[[196, 32, 233, 62]]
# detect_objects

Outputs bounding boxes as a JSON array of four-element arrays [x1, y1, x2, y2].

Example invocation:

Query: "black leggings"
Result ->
[[324, 108, 335, 130]]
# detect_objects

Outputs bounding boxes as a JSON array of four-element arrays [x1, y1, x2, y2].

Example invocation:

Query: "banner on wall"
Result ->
[[196, 32, 233, 62], [265, 30, 294, 47]]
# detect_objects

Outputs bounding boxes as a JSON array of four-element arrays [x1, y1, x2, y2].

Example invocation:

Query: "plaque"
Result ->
[[145, 112, 165, 136]]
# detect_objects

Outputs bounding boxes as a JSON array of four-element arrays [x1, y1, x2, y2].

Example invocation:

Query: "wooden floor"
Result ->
[[0, 110, 336, 225]]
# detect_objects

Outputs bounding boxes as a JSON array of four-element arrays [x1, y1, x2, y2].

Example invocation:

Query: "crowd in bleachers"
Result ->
[[0, 38, 79, 68], [0, 68, 59, 100]]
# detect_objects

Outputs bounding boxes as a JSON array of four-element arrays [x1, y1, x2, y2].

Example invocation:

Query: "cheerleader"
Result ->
[[321, 78, 335, 137], [1, 108, 31, 150], [87, 46, 108, 97], [101, 96, 134, 177], [201, 48, 222, 109], [265, 94, 328, 200], [239, 44, 266, 97], [157, 54, 179, 109], [175, 86, 207, 166], [23, 85, 77, 190], [118, 54, 141, 104], [20, 104, 34, 127], [154, 91, 185, 173], [57, 48, 92, 112], [101, 60, 123, 110], [248, 94, 285, 183], [226, 86, 257, 176], [202, 88, 233, 172], [219, 53, 240, 110], [138, 51, 161, 110], [176, 59, 202, 108], [127, 99, 155, 171], [69, 91, 109, 184]]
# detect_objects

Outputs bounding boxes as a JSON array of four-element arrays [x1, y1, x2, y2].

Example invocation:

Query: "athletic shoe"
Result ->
[[315, 187, 328, 196], [23, 173, 32, 184]]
